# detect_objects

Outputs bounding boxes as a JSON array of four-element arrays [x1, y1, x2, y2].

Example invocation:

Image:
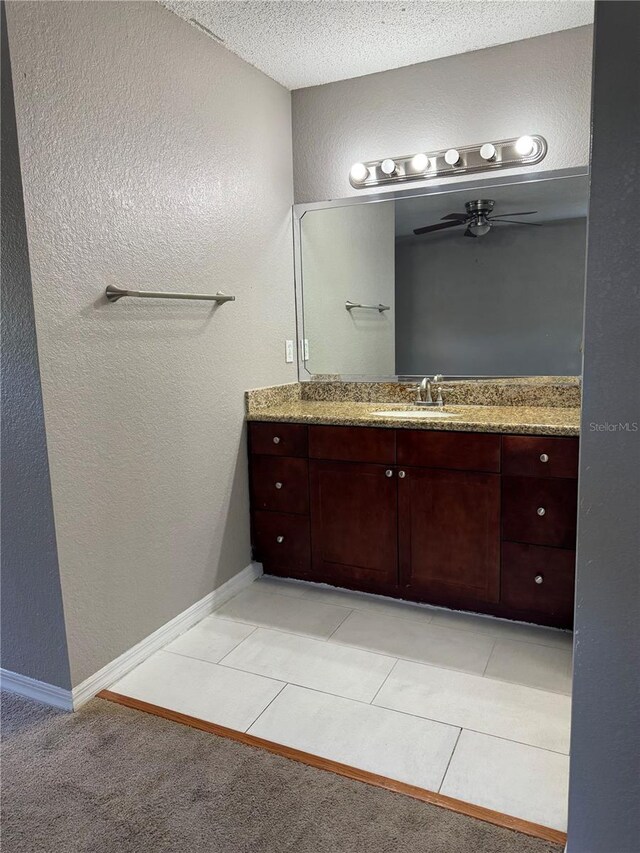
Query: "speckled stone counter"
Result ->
[[245, 379, 581, 436], [246, 399, 580, 436]]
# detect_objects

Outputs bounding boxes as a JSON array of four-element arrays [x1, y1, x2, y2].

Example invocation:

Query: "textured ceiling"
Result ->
[[162, 0, 594, 90]]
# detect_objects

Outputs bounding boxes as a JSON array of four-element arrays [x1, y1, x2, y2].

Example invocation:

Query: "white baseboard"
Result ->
[[72, 562, 262, 709], [71, 562, 262, 709], [0, 669, 74, 711]]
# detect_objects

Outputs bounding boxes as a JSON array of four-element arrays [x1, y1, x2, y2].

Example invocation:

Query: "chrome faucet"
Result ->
[[417, 375, 444, 407]]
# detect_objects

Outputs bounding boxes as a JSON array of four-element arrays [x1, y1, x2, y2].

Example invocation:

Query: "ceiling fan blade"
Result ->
[[413, 221, 465, 235], [441, 213, 469, 221], [463, 227, 477, 238], [490, 211, 537, 217], [491, 219, 542, 226]]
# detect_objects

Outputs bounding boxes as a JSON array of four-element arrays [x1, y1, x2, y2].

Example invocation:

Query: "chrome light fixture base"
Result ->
[[349, 135, 547, 189]]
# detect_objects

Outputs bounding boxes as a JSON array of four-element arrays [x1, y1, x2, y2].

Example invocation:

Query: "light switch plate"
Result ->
[[285, 340, 294, 363]]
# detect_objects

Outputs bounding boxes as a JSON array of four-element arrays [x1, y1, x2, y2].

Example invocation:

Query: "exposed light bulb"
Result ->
[[410, 153, 430, 173], [515, 135, 535, 156], [479, 143, 497, 161], [444, 148, 461, 166], [350, 162, 369, 183], [380, 158, 397, 176]]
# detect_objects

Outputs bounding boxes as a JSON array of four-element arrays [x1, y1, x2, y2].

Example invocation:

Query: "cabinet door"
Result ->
[[399, 466, 501, 603], [310, 460, 398, 589]]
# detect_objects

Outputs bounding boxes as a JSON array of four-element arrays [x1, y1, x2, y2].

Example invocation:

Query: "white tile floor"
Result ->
[[110, 575, 573, 831]]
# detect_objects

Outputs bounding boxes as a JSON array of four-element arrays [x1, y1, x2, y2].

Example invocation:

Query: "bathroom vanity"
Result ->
[[246, 168, 586, 631], [247, 407, 579, 629]]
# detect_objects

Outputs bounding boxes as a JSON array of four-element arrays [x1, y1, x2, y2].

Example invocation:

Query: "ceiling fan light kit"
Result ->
[[413, 197, 543, 239], [348, 135, 547, 188]]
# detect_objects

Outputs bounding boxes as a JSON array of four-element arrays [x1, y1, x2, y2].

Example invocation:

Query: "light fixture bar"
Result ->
[[348, 135, 547, 188]]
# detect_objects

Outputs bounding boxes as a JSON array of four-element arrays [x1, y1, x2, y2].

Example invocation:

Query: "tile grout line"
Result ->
[[481, 639, 498, 677], [437, 727, 463, 793], [368, 658, 400, 706], [324, 607, 356, 641], [165, 625, 259, 668], [243, 682, 289, 734]]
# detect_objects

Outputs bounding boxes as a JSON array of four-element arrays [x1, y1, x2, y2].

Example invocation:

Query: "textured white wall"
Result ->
[[301, 202, 395, 375], [292, 27, 593, 203], [6, 1, 295, 686]]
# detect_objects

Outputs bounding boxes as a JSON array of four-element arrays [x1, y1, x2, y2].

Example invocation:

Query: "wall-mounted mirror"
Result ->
[[296, 171, 588, 378]]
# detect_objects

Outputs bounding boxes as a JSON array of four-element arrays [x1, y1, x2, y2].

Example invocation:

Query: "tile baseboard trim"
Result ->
[[0, 669, 74, 711], [72, 562, 262, 709], [98, 689, 566, 847]]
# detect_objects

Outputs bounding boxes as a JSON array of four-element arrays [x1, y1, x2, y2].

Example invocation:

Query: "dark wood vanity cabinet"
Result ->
[[310, 460, 398, 588], [399, 466, 501, 604], [248, 422, 578, 628]]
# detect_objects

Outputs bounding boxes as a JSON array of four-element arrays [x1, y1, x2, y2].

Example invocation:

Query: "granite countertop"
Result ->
[[246, 400, 580, 437]]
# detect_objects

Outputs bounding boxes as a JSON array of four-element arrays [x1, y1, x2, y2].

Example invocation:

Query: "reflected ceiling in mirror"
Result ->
[[296, 171, 588, 379]]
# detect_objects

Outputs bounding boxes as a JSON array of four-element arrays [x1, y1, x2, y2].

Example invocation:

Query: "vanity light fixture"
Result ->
[[479, 142, 497, 161], [444, 148, 461, 166], [349, 162, 369, 184], [410, 153, 430, 173], [515, 135, 536, 156], [348, 135, 547, 188]]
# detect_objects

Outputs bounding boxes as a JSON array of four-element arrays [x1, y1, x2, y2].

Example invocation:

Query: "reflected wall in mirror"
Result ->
[[298, 172, 588, 378]]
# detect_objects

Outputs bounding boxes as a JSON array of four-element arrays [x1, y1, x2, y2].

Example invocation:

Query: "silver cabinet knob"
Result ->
[[535, 575, 544, 584], [272, 436, 280, 444], [275, 482, 283, 489], [276, 535, 284, 543], [540, 453, 549, 463], [537, 507, 546, 516], [398, 470, 406, 479], [385, 469, 394, 478]]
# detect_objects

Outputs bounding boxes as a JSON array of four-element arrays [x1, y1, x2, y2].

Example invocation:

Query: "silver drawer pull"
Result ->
[[385, 469, 394, 478], [540, 453, 549, 463], [275, 482, 283, 489], [537, 507, 546, 516], [535, 574, 544, 585], [272, 436, 281, 444], [398, 470, 406, 479], [276, 535, 284, 544]]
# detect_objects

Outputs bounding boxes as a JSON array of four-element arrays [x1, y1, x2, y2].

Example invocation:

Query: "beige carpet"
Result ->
[[1, 690, 562, 853]]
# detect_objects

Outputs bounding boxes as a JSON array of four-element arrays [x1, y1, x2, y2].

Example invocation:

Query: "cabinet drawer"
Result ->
[[309, 425, 396, 464], [397, 430, 501, 473], [249, 422, 308, 457], [502, 476, 577, 548], [252, 511, 311, 575], [250, 456, 309, 514], [502, 435, 579, 479], [502, 542, 575, 623]]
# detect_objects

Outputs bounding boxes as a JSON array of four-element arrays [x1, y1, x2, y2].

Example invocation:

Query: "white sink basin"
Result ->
[[372, 409, 457, 419]]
